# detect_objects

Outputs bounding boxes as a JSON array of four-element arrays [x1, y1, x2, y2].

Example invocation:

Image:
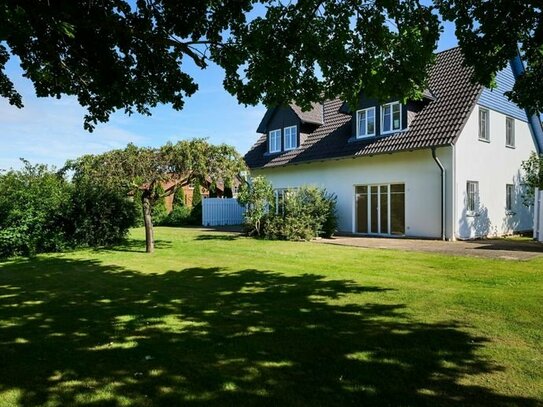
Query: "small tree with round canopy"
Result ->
[[66, 139, 246, 253]]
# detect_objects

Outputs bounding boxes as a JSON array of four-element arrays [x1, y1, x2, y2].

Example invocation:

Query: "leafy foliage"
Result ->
[[0, 161, 70, 257], [1, 1, 541, 126], [150, 185, 169, 225], [224, 179, 234, 198], [0, 0, 436, 130], [265, 186, 338, 241], [65, 139, 245, 252], [190, 179, 203, 226], [0, 161, 136, 258], [237, 176, 274, 236], [65, 179, 138, 247], [152, 197, 169, 226], [191, 179, 203, 207], [238, 178, 337, 240], [437, 0, 543, 113], [159, 206, 193, 227], [521, 152, 543, 205], [173, 187, 185, 207]]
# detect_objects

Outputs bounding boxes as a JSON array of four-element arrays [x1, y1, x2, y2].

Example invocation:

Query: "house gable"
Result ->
[[474, 57, 543, 153], [478, 63, 528, 122]]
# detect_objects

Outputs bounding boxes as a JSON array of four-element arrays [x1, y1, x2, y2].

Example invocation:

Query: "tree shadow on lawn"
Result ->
[[95, 239, 173, 253], [0, 258, 537, 406], [194, 234, 240, 241]]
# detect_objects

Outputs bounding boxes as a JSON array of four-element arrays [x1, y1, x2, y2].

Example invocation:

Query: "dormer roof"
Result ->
[[245, 47, 484, 169], [256, 102, 323, 133]]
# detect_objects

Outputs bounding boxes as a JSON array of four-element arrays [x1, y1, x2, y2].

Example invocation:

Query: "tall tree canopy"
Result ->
[[0, 0, 541, 130], [66, 139, 246, 253]]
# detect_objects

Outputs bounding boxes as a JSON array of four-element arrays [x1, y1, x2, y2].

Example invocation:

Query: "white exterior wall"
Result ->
[[454, 104, 537, 239], [254, 148, 453, 239]]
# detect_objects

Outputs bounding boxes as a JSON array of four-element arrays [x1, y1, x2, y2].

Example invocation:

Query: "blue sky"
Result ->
[[0, 14, 458, 171]]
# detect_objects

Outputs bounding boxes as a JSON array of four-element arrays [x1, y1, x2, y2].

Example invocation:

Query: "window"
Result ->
[[381, 102, 401, 134], [479, 108, 490, 141], [506, 184, 514, 211], [269, 129, 281, 153], [274, 188, 293, 215], [284, 126, 298, 150], [506, 117, 515, 148], [356, 107, 376, 138], [355, 183, 405, 235], [467, 181, 479, 212]]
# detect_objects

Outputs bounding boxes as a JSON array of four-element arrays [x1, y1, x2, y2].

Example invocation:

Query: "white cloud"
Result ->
[[0, 96, 146, 170], [0, 54, 264, 170]]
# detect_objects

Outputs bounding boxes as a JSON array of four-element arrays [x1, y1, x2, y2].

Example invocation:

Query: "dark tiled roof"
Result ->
[[256, 102, 323, 133], [245, 47, 482, 169], [290, 102, 324, 125]]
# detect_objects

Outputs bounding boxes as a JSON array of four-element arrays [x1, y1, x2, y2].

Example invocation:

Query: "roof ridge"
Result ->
[[435, 45, 461, 55]]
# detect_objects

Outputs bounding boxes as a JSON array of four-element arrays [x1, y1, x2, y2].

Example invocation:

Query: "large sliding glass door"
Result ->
[[355, 184, 405, 235]]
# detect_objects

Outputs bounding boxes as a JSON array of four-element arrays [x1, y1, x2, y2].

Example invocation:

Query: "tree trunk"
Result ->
[[142, 190, 154, 253]]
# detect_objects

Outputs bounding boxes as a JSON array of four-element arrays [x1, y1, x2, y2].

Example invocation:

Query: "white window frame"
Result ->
[[356, 107, 376, 138], [268, 129, 281, 153], [274, 188, 295, 215], [506, 184, 514, 212], [380, 102, 402, 135], [466, 181, 479, 214], [478, 107, 490, 142], [506, 116, 515, 148], [283, 125, 298, 151]]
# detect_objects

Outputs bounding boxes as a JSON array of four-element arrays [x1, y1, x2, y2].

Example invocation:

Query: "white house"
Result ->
[[244, 47, 543, 240]]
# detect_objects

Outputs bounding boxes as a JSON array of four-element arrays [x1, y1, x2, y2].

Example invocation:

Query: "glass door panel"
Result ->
[[356, 186, 368, 233], [356, 183, 405, 236], [370, 186, 379, 234], [390, 184, 405, 235], [380, 185, 389, 234]]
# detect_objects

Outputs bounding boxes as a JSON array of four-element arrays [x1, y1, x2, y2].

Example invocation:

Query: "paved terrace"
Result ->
[[314, 235, 543, 261]]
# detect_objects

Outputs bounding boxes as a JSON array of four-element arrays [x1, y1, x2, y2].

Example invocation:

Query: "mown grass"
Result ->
[[0, 227, 542, 406]]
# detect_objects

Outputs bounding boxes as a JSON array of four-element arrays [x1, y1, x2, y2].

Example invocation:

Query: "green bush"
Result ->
[[152, 197, 169, 225], [266, 186, 337, 241], [0, 160, 138, 258], [237, 176, 273, 236], [263, 212, 316, 241], [192, 179, 202, 206], [238, 177, 337, 241], [160, 205, 192, 226], [173, 187, 185, 207], [187, 179, 203, 225], [0, 161, 71, 257], [66, 181, 138, 247]]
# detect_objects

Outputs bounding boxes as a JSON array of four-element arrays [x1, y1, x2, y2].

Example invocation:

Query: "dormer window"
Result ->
[[356, 107, 376, 138], [381, 102, 401, 134], [269, 129, 281, 153], [284, 125, 298, 150]]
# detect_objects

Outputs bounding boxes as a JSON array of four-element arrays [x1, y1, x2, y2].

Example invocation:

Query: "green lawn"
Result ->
[[0, 227, 542, 406]]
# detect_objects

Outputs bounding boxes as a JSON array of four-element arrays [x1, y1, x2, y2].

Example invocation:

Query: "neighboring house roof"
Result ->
[[256, 102, 323, 133], [245, 47, 483, 169]]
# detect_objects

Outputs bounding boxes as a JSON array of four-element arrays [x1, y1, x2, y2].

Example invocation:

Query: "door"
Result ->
[[356, 184, 405, 235]]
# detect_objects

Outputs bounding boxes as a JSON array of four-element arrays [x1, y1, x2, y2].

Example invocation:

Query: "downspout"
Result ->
[[431, 147, 446, 240]]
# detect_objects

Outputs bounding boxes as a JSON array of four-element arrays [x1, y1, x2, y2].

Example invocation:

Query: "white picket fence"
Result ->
[[534, 189, 543, 242], [202, 198, 245, 226]]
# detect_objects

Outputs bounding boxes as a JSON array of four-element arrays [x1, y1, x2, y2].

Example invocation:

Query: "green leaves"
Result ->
[[1, 0, 541, 129], [437, 0, 543, 113], [67, 139, 246, 201], [521, 152, 543, 206]]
